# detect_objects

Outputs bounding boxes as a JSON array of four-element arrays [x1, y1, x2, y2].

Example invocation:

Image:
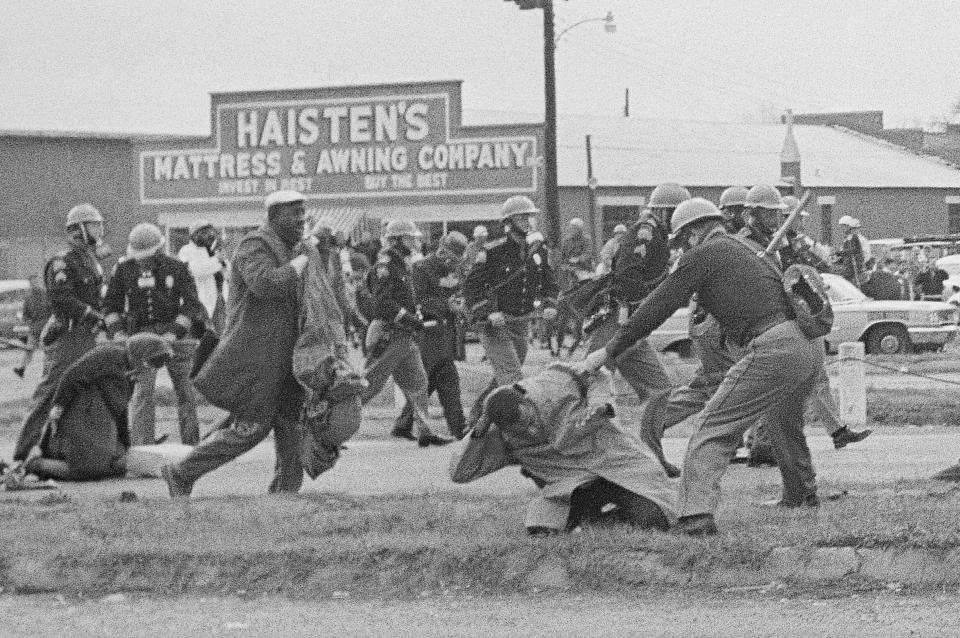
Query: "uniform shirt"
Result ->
[[44, 240, 104, 323], [103, 253, 205, 337], [605, 228, 789, 360], [609, 214, 671, 305], [368, 246, 417, 321], [463, 235, 558, 317]]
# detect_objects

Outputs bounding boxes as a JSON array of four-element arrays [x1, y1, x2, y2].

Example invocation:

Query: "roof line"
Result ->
[[831, 125, 960, 172]]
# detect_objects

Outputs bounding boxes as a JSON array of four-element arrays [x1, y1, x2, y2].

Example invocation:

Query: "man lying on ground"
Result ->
[[449, 362, 676, 535], [9, 332, 172, 482]]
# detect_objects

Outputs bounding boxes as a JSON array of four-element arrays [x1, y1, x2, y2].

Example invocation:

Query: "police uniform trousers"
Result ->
[[129, 337, 200, 446], [468, 320, 530, 426], [678, 320, 822, 517], [13, 324, 96, 462], [361, 321, 432, 437], [171, 413, 303, 493], [395, 358, 466, 438], [586, 313, 672, 405], [749, 360, 842, 450]]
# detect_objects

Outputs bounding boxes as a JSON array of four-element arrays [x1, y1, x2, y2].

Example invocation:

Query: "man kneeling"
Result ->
[[22, 333, 172, 481], [449, 363, 676, 534]]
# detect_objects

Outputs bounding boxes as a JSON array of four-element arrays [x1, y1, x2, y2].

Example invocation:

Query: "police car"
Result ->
[[649, 273, 959, 357]]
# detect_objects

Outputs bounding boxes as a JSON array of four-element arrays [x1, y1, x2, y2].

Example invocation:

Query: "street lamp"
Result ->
[[504, 1, 615, 247]]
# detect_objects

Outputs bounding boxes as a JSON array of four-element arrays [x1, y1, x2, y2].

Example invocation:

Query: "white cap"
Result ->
[[838, 215, 855, 227], [264, 190, 304, 210], [613, 224, 628, 234], [569, 217, 585, 228]]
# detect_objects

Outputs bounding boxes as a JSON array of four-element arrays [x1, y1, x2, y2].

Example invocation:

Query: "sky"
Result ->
[[2, 0, 959, 136]]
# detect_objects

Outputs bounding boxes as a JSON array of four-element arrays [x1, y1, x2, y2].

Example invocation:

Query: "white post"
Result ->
[[837, 341, 867, 428]]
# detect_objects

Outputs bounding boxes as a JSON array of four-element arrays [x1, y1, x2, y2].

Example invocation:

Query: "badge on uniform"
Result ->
[[165, 275, 174, 289], [532, 254, 542, 266], [137, 272, 156, 289]]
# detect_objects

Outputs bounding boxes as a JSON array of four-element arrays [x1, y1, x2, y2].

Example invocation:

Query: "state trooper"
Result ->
[[741, 186, 871, 455], [11, 203, 109, 465], [585, 183, 687, 409], [463, 195, 558, 426], [360, 219, 451, 447], [393, 231, 470, 440], [718, 185, 749, 233], [582, 196, 825, 536], [103, 223, 206, 446]]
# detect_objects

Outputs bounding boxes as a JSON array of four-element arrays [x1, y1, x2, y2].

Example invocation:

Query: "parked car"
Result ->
[[649, 273, 959, 357], [0, 280, 32, 348]]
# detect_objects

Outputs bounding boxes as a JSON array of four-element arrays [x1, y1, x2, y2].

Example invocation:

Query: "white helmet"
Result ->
[[613, 224, 628, 234], [472, 225, 489, 240], [838, 215, 856, 227], [383, 219, 423, 239], [569, 217, 585, 228], [65, 203, 103, 227], [127, 223, 165, 259]]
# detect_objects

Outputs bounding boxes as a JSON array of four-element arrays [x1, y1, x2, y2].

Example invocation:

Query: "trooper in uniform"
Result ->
[[393, 231, 470, 440], [581, 196, 825, 536], [104, 223, 206, 446], [361, 219, 450, 447], [718, 185, 749, 233], [585, 183, 687, 409], [11, 203, 108, 465], [463, 195, 558, 426], [741, 186, 871, 456]]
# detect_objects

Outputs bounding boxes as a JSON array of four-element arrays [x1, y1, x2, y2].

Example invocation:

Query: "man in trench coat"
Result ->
[[161, 190, 314, 497], [449, 363, 677, 533]]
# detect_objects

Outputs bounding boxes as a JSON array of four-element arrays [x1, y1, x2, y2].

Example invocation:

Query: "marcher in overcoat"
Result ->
[[161, 190, 314, 497], [450, 363, 676, 533]]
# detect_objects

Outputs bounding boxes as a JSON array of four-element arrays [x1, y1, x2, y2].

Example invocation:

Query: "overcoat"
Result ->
[[194, 224, 307, 423], [450, 364, 678, 529]]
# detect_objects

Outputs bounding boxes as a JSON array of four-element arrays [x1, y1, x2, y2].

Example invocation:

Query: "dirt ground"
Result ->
[[5, 591, 960, 638]]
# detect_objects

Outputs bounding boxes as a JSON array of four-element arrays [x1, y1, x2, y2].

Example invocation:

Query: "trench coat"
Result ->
[[449, 363, 678, 529], [194, 224, 308, 423]]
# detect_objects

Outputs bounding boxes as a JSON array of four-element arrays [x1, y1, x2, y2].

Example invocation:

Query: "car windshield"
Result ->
[[823, 274, 867, 304]]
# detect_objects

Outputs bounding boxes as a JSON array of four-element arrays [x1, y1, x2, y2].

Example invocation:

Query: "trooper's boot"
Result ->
[[676, 513, 718, 537], [389, 426, 416, 441], [417, 431, 453, 448], [747, 445, 778, 468], [832, 426, 872, 449], [160, 464, 193, 498]]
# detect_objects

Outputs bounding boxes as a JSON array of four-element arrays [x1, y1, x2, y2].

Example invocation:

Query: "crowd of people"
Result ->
[[2, 184, 952, 538]]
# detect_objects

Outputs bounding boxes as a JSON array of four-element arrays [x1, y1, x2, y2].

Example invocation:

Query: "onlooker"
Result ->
[[914, 260, 949, 300], [596, 224, 627, 274], [177, 220, 228, 335], [13, 276, 51, 378]]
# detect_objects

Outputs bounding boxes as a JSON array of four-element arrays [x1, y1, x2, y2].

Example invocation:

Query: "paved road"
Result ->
[[4, 591, 960, 637]]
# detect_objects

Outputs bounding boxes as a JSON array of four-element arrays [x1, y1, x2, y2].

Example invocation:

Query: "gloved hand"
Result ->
[[579, 348, 609, 373], [289, 254, 309, 275], [487, 311, 506, 327], [542, 307, 558, 321]]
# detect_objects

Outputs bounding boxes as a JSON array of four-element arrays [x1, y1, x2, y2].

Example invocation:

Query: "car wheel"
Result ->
[[865, 325, 910, 355]]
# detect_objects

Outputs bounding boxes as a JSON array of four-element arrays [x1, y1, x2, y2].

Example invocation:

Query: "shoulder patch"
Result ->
[[484, 237, 507, 250]]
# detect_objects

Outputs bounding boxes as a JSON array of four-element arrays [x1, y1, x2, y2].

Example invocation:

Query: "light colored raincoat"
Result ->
[[449, 363, 678, 529]]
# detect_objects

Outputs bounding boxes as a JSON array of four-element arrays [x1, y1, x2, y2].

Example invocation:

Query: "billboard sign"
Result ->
[[139, 83, 539, 205]]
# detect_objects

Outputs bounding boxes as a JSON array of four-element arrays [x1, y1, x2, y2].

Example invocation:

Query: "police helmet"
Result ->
[[500, 195, 539, 219], [65, 203, 103, 227], [127, 223, 165, 259], [648, 183, 691, 209], [744, 184, 787, 210], [670, 198, 724, 235], [440, 231, 469, 257], [383, 219, 423, 239], [719, 186, 749, 209]]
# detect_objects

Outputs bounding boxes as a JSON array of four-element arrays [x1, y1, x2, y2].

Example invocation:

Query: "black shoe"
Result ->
[[832, 426, 872, 449], [390, 427, 416, 441], [764, 493, 820, 508], [160, 464, 193, 498], [747, 446, 778, 467], [676, 514, 718, 537], [417, 433, 453, 448], [933, 461, 960, 482], [154, 434, 169, 445]]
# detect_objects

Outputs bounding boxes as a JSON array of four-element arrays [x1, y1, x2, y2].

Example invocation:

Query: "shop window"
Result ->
[[949, 204, 960, 234], [601, 205, 639, 241]]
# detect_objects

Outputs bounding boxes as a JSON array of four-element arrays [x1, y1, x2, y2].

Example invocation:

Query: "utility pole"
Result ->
[[585, 134, 599, 253], [542, 0, 560, 247], [624, 88, 630, 117]]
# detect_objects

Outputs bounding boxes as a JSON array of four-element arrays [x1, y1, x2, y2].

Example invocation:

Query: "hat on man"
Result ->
[[613, 224, 628, 234], [838, 215, 856, 227], [264, 190, 304, 211], [126, 223, 165, 259]]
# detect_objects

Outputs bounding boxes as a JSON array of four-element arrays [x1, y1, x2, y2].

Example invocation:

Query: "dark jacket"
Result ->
[[605, 227, 789, 359], [22, 286, 52, 337], [44, 239, 104, 323], [368, 246, 417, 322], [194, 224, 309, 423], [103, 253, 206, 337], [609, 214, 670, 305], [413, 253, 460, 365], [463, 235, 557, 317]]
